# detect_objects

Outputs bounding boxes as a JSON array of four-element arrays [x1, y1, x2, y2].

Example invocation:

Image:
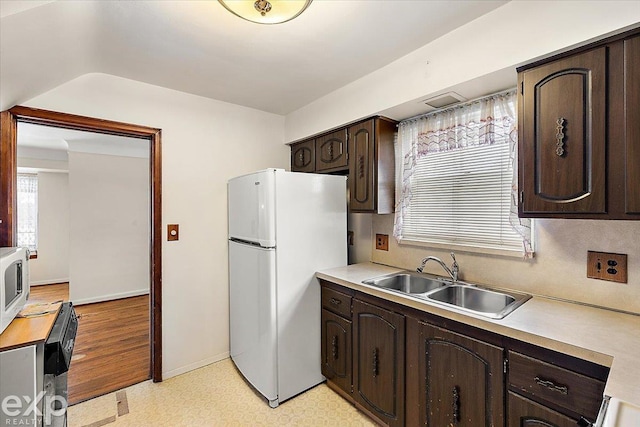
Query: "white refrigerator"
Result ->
[[228, 169, 347, 408]]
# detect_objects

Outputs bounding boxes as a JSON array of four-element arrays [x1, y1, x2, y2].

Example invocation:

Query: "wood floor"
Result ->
[[29, 284, 150, 405]]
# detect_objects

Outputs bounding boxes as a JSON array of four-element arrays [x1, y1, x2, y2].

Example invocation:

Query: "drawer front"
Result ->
[[508, 351, 605, 420], [321, 287, 352, 319]]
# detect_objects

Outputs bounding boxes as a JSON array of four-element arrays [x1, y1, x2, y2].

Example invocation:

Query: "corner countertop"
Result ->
[[316, 262, 640, 409], [0, 303, 61, 352]]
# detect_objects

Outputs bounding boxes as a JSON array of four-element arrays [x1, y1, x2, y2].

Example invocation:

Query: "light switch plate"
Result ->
[[587, 251, 627, 283], [167, 224, 179, 241]]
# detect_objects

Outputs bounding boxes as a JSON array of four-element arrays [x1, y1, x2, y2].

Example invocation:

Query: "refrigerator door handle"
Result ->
[[229, 238, 266, 248]]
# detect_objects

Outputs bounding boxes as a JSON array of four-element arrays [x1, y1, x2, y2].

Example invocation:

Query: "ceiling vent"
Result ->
[[421, 91, 467, 109]]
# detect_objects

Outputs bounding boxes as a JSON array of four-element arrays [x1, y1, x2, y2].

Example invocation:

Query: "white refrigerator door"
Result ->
[[228, 169, 276, 247], [229, 240, 278, 404], [274, 171, 347, 402]]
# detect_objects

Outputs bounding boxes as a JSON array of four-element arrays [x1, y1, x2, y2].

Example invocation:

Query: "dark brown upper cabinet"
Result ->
[[519, 48, 606, 214], [625, 34, 640, 214], [348, 118, 396, 214], [289, 116, 397, 213], [316, 129, 348, 172], [290, 138, 315, 173], [517, 27, 640, 219]]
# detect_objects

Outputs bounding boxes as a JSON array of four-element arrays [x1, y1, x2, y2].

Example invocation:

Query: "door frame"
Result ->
[[0, 105, 163, 382]]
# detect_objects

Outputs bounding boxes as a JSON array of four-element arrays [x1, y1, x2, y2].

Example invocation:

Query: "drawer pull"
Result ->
[[534, 376, 569, 395], [330, 298, 342, 306]]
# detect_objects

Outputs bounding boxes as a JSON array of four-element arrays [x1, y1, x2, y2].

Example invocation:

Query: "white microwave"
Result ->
[[0, 247, 30, 335]]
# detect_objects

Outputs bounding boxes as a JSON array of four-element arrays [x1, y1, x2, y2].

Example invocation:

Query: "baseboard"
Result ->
[[73, 289, 149, 306], [162, 351, 230, 380], [30, 278, 69, 286]]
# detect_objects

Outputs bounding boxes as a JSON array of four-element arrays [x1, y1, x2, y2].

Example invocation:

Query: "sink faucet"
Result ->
[[417, 252, 459, 282]]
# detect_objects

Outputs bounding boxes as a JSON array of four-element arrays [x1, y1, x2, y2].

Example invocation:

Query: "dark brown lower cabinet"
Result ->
[[319, 280, 608, 427], [508, 392, 578, 427], [353, 299, 405, 427], [321, 308, 352, 395], [415, 321, 505, 427]]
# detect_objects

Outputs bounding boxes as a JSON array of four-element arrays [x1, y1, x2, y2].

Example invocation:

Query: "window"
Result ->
[[394, 91, 532, 256], [17, 173, 38, 251]]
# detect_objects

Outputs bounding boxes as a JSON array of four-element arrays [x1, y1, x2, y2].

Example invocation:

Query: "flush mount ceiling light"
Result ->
[[218, 0, 312, 24]]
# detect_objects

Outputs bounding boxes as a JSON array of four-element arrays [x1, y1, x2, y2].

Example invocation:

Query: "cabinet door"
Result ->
[[316, 129, 348, 172], [508, 392, 578, 427], [291, 139, 315, 172], [519, 47, 607, 214], [625, 35, 640, 214], [419, 323, 504, 427], [353, 299, 404, 427], [321, 309, 352, 394], [349, 120, 376, 212]]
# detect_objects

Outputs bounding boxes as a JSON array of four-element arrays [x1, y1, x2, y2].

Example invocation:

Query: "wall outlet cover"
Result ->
[[587, 251, 627, 283], [376, 234, 389, 251]]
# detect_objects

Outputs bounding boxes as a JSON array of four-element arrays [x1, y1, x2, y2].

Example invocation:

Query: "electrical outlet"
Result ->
[[587, 251, 627, 283], [375, 234, 389, 251]]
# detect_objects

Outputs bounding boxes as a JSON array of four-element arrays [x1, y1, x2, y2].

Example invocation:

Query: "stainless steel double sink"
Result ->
[[362, 271, 530, 319]]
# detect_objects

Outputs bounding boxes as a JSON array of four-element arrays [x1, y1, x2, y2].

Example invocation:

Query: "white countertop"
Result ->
[[316, 262, 640, 410]]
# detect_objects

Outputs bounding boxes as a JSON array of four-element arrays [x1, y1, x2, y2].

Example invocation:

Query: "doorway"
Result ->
[[0, 106, 162, 386]]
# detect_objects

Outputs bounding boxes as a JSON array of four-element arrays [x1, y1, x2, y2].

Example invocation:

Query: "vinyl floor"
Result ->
[[67, 358, 375, 427]]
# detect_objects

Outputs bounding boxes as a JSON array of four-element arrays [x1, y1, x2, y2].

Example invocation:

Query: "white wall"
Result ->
[[24, 73, 288, 379], [284, 1, 640, 141], [29, 172, 69, 285], [68, 151, 149, 305]]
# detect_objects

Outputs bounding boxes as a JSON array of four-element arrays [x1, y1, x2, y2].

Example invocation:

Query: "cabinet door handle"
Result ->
[[534, 376, 569, 395], [329, 298, 341, 306], [452, 386, 461, 424], [358, 155, 365, 178], [372, 348, 379, 378], [555, 117, 566, 156], [331, 335, 338, 360]]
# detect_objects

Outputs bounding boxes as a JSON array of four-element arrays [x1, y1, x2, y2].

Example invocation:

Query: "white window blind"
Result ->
[[17, 173, 38, 251], [402, 143, 522, 250], [394, 90, 533, 256]]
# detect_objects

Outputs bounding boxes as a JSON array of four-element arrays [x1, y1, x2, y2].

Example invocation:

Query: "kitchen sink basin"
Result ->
[[426, 284, 531, 319], [362, 272, 530, 319], [362, 272, 450, 295]]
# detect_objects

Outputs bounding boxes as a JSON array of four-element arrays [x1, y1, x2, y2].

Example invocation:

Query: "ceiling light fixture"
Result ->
[[218, 0, 312, 24]]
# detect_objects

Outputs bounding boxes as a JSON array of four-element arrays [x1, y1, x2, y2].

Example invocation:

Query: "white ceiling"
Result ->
[[0, 0, 508, 115]]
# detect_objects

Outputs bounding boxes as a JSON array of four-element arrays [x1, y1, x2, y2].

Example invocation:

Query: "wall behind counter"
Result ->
[[370, 214, 640, 315]]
